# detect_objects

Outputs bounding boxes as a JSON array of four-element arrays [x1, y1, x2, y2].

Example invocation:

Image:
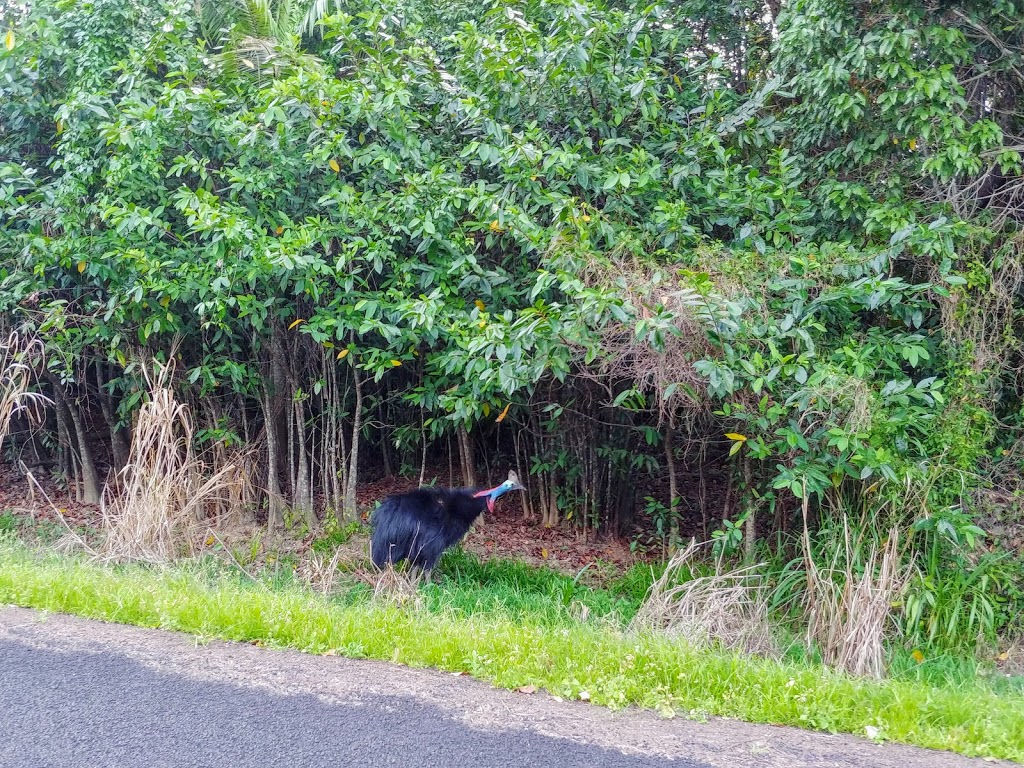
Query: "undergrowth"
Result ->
[[0, 536, 1021, 762]]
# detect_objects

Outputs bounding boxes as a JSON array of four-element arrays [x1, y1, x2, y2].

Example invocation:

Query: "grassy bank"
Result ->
[[0, 538, 1021, 762]]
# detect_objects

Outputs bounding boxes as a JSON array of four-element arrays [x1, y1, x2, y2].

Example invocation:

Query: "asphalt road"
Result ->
[[0, 607, 1009, 768], [0, 639, 693, 768]]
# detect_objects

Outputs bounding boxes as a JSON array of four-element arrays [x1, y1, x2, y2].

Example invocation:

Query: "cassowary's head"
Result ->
[[473, 470, 525, 512]]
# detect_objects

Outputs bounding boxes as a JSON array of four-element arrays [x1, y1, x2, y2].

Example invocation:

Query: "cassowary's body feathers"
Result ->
[[370, 487, 488, 571]]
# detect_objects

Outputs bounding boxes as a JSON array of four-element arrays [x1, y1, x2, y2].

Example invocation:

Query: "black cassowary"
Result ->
[[370, 470, 525, 572]]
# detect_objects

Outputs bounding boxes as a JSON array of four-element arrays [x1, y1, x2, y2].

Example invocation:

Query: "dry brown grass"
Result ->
[[629, 539, 778, 657], [298, 547, 362, 595], [801, 498, 909, 679], [99, 357, 241, 563], [367, 564, 425, 609], [0, 331, 49, 448]]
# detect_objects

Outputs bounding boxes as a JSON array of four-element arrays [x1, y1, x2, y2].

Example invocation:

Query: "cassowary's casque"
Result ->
[[370, 470, 525, 572]]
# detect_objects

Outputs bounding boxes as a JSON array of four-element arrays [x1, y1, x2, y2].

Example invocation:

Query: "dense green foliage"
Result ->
[[2, 0, 1023, 650]]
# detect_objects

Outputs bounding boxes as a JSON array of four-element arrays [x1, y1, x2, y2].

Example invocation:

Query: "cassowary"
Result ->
[[370, 470, 525, 572]]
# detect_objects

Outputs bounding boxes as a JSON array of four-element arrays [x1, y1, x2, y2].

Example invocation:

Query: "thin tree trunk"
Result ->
[[293, 397, 314, 528], [515, 430, 533, 521], [47, 374, 100, 504], [458, 425, 476, 488], [447, 433, 454, 487], [287, 379, 296, 508], [52, 392, 71, 486], [66, 396, 100, 504], [664, 417, 679, 553], [743, 456, 756, 562], [418, 407, 427, 487], [262, 382, 283, 532], [343, 361, 361, 521], [95, 363, 128, 471]]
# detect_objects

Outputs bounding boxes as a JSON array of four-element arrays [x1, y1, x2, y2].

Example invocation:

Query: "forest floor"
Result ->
[[0, 464, 649, 581]]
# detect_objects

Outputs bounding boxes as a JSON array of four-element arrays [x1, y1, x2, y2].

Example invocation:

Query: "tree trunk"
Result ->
[[293, 397, 314, 528], [283, 349, 313, 528], [664, 417, 679, 553], [261, 382, 284, 532], [458, 425, 476, 488], [514, 430, 533, 522], [47, 373, 101, 504], [96, 363, 129, 472], [66, 397, 100, 504], [51, 391, 71, 485], [418, 408, 428, 487], [743, 456, 756, 562], [343, 361, 361, 521]]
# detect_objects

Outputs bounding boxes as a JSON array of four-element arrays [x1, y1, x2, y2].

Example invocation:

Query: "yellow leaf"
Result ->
[[581, 214, 590, 222], [391, 359, 402, 366], [725, 433, 747, 441], [328, 158, 340, 173], [275, 225, 284, 234], [159, 296, 170, 308], [908, 138, 917, 151], [478, 319, 486, 328], [288, 318, 305, 330], [489, 220, 502, 232], [474, 299, 485, 311], [540, 547, 548, 559], [56, 119, 64, 135], [337, 349, 349, 359], [76, 261, 86, 273], [998, 651, 1010, 661], [204, 535, 215, 546], [4, 29, 14, 51], [496, 402, 511, 423], [673, 74, 681, 87], [911, 649, 925, 664], [358, 132, 365, 144], [530, 175, 538, 181], [482, 403, 490, 417]]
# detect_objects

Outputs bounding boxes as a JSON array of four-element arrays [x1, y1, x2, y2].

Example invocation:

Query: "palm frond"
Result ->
[[300, 0, 337, 38]]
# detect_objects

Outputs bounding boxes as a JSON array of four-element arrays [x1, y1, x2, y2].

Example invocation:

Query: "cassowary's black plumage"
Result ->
[[370, 471, 523, 572]]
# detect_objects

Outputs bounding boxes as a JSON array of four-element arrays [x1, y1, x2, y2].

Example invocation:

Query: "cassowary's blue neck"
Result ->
[[471, 480, 515, 509]]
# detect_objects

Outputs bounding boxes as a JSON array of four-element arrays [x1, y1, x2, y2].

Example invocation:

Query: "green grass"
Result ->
[[0, 537, 1022, 762]]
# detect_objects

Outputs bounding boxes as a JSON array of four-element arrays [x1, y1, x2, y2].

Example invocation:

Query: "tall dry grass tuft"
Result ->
[[801, 497, 908, 678], [0, 331, 50, 448], [99, 357, 239, 563], [299, 547, 360, 595], [366, 564, 425, 609], [203, 442, 260, 529], [630, 539, 777, 656]]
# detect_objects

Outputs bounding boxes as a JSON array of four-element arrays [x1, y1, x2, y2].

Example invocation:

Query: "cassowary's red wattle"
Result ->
[[472, 480, 518, 512]]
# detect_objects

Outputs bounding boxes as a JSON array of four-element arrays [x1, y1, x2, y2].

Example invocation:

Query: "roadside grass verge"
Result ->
[[0, 537, 1022, 763]]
